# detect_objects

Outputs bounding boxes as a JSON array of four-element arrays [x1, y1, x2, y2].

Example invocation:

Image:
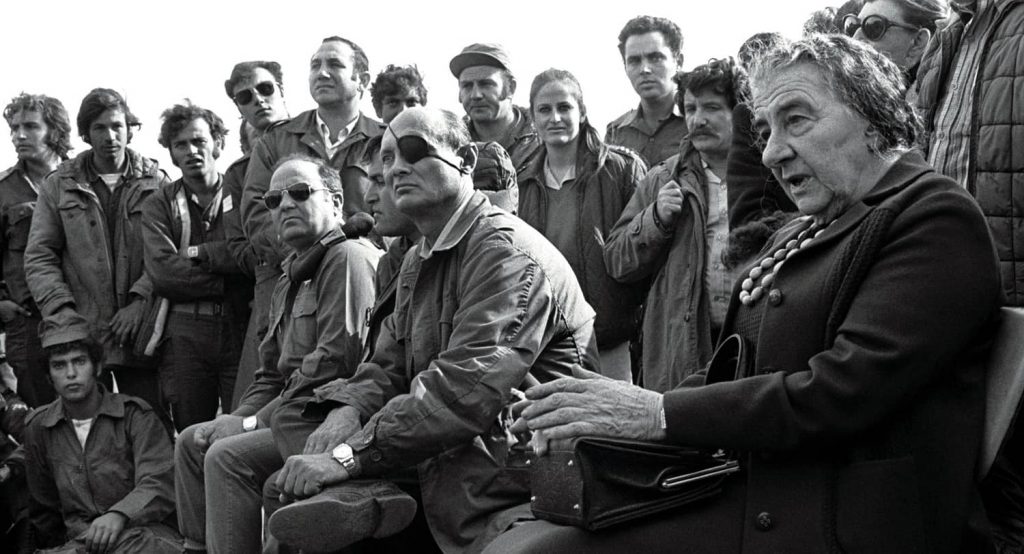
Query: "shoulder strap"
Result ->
[[173, 188, 192, 253]]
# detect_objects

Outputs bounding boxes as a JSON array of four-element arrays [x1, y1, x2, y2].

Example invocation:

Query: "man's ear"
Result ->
[[507, 76, 517, 96], [456, 143, 478, 175], [213, 137, 224, 159], [357, 71, 372, 92], [908, 28, 932, 61]]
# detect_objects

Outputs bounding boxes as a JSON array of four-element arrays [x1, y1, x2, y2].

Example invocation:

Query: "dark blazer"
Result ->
[[664, 151, 1002, 552]]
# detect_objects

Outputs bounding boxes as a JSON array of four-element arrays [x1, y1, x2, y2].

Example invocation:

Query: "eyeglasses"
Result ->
[[234, 82, 277, 106], [387, 128, 464, 173], [261, 183, 327, 209], [842, 14, 920, 41]]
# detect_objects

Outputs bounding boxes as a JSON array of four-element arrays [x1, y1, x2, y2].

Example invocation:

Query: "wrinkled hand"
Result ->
[[276, 452, 350, 502], [655, 180, 684, 229], [513, 377, 665, 456], [193, 414, 245, 452], [83, 511, 127, 554], [0, 300, 29, 323], [110, 298, 146, 347], [304, 405, 361, 454]]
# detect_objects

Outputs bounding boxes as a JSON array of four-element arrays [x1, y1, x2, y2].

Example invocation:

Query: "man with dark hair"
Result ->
[[25, 88, 172, 430], [175, 154, 380, 554], [450, 43, 541, 174], [142, 102, 250, 432], [23, 312, 181, 553], [264, 107, 596, 553], [606, 15, 688, 166], [371, 64, 428, 124], [0, 93, 72, 407], [222, 60, 292, 409], [605, 58, 742, 393]]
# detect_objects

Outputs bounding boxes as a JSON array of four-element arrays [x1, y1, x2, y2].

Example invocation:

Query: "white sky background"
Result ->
[[0, 0, 828, 174]]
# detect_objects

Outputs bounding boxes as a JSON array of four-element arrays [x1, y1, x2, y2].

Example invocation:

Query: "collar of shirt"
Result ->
[[316, 111, 359, 150], [543, 157, 577, 191], [701, 158, 722, 186], [420, 189, 475, 259], [620, 102, 684, 129]]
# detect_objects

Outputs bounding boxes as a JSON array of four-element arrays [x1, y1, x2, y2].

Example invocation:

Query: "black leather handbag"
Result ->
[[527, 334, 749, 531]]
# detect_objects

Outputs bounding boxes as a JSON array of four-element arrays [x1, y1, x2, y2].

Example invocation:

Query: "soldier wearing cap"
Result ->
[[23, 312, 181, 553], [450, 43, 542, 175]]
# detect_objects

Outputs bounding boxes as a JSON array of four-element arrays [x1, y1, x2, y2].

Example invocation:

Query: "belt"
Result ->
[[170, 301, 226, 316]]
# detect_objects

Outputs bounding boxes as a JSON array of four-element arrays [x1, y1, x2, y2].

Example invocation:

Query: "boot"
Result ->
[[267, 479, 418, 553]]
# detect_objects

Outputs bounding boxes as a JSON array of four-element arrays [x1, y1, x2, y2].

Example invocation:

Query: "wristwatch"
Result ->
[[331, 443, 358, 473], [186, 246, 200, 259], [242, 415, 258, 432]]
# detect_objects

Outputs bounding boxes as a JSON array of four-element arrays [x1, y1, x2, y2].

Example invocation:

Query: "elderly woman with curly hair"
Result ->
[[485, 34, 1001, 553]]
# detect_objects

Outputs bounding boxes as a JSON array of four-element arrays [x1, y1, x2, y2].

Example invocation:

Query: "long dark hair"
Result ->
[[528, 68, 603, 158]]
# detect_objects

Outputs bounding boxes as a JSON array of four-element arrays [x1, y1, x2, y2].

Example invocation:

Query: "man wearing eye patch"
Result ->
[[450, 43, 542, 176], [915, 0, 1024, 549], [222, 60, 291, 410], [264, 107, 597, 553], [141, 102, 250, 433], [174, 154, 381, 554]]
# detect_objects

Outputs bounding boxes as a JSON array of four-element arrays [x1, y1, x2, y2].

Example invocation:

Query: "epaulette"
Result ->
[[0, 166, 16, 183]]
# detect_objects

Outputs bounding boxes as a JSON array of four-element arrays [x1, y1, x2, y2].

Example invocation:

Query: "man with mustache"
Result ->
[[606, 15, 688, 167], [141, 102, 249, 432], [605, 58, 741, 393], [25, 88, 172, 432], [450, 43, 541, 175]]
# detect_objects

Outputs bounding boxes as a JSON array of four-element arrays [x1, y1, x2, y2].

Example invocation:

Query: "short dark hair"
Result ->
[[45, 337, 105, 371], [617, 16, 684, 65], [674, 57, 748, 111], [4, 93, 73, 160], [321, 36, 369, 75], [224, 60, 284, 99], [77, 88, 141, 144], [370, 65, 428, 115], [157, 100, 228, 150], [360, 134, 383, 165], [272, 153, 343, 196]]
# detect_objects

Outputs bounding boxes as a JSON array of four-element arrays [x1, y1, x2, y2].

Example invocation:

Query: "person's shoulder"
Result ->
[[607, 108, 639, 130], [0, 165, 17, 184], [603, 143, 647, 171], [24, 400, 60, 429]]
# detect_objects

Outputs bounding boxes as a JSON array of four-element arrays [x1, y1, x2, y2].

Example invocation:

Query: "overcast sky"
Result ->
[[0, 0, 830, 174]]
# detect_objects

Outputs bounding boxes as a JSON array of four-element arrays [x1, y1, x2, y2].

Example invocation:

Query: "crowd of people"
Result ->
[[0, 1, 1022, 552]]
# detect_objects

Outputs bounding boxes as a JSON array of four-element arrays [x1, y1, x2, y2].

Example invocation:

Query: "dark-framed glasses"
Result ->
[[261, 183, 326, 209], [387, 128, 464, 173], [842, 14, 920, 41], [234, 82, 277, 106]]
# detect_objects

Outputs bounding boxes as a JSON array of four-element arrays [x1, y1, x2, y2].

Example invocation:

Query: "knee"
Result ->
[[176, 424, 204, 465]]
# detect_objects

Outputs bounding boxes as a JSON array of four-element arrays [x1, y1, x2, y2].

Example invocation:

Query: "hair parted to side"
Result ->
[[674, 57, 748, 110], [321, 36, 369, 75], [748, 33, 921, 155], [529, 68, 604, 156], [158, 100, 229, 150], [272, 153, 344, 196], [617, 15, 684, 65], [4, 93, 74, 160], [371, 65, 428, 114], [224, 60, 284, 99], [77, 88, 141, 144]]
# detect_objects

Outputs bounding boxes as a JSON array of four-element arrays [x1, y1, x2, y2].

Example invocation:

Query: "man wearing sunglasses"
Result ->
[[174, 154, 381, 554], [222, 60, 291, 410], [844, 0, 950, 83], [264, 107, 597, 553], [241, 37, 384, 291], [915, 0, 1024, 550]]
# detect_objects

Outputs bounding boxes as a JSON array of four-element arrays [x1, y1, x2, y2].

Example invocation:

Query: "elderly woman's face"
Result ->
[[752, 64, 881, 223]]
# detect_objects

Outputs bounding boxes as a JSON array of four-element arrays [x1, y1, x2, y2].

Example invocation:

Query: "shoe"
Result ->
[[267, 479, 418, 552]]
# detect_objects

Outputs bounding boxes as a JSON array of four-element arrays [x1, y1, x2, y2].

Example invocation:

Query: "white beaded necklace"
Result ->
[[739, 218, 833, 306]]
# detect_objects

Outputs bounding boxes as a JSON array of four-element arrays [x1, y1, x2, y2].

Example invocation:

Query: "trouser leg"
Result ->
[[175, 424, 209, 547], [5, 312, 54, 407], [232, 270, 276, 409], [204, 428, 282, 554]]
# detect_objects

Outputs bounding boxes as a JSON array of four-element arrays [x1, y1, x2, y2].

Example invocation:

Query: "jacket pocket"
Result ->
[[831, 457, 927, 553], [4, 202, 34, 251]]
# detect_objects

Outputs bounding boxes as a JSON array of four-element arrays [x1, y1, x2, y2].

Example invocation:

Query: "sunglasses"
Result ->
[[234, 82, 277, 106], [842, 14, 920, 41], [387, 128, 465, 173], [261, 183, 327, 209]]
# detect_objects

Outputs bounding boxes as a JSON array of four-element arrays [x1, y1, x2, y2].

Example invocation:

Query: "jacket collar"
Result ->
[[285, 110, 384, 155], [611, 103, 684, 130], [37, 384, 125, 428], [59, 148, 161, 188], [417, 191, 489, 259]]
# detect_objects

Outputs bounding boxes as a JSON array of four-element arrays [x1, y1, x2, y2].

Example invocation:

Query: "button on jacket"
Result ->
[[24, 149, 171, 368], [309, 193, 598, 553]]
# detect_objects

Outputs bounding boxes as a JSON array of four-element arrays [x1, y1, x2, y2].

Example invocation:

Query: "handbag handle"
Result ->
[[660, 458, 740, 489]]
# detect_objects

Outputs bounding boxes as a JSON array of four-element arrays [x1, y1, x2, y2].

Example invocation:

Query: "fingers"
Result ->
[[194, 423, 212, 450], [521, 405, 589, 432], [303, 432, 324, 455], [523, 377, 591, 400]]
